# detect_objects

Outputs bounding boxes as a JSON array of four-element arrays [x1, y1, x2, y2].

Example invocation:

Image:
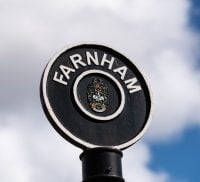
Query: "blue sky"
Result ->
[[190, 0, 200, 31], [150, 126, 200, 181], [0, 0, 200, 182]]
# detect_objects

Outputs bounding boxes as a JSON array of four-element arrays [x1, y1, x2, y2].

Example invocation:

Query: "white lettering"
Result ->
[[124, 77, 141, 93], [113, 66, 127, 80], [100, 54, 114, 70], [53, 51, 142, 95], [70, 54, 86, 69], [60, 65, 75, 80], [53, 72, 67, 85], [86, 51, 99, 65]]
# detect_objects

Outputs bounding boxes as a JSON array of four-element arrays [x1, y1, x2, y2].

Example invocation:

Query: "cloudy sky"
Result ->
[[0, 0, 200, 181]]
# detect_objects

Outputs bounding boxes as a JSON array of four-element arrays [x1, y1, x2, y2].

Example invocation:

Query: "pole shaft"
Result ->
[[80, 148, 125, 182]]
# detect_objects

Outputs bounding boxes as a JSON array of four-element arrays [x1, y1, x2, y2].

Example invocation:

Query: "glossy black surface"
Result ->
[[40, 44, 151, 149]]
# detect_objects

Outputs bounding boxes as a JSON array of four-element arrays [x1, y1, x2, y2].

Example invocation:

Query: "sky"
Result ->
[[0, 0, 200, 182]]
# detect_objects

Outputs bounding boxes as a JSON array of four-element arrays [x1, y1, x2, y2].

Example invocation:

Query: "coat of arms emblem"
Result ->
[[87, 78, 108, 113]]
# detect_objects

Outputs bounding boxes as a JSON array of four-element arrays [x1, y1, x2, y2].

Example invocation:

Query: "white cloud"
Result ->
[[0, 126, 33, 182], [0, 114, 169, 182], [0, 114, 82, 182], [146, 50, 200, 141]]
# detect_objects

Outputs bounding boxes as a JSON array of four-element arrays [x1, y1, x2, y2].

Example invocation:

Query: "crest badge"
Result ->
[[87, 78, 108, 113]]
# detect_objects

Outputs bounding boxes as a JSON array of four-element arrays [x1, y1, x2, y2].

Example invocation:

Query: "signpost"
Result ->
[[40, 44, 152, 181]]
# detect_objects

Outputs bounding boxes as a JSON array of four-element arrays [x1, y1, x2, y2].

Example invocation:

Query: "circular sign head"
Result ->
[[40, 44, 152, 150]]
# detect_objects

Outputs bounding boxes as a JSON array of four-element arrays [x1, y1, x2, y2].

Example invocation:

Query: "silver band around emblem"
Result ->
[[73, 70, 125, 121]]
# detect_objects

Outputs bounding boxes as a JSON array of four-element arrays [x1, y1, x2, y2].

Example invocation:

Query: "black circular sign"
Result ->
[[40, 44, 152, 150]]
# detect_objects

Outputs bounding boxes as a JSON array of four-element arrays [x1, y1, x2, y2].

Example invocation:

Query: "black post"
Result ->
[[80, 148, 125, 182], [41, 44, 152, 182]]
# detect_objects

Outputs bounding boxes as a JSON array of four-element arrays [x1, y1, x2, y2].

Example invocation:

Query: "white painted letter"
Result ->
[[60, 65, 75, 80], [100, 54, 114, 70], [113, 66, 127, 80], [53, 72, 67, 85], [124, 77, 142, 93], [70, 54, 86, 69], [86, 51, 99, 65]]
